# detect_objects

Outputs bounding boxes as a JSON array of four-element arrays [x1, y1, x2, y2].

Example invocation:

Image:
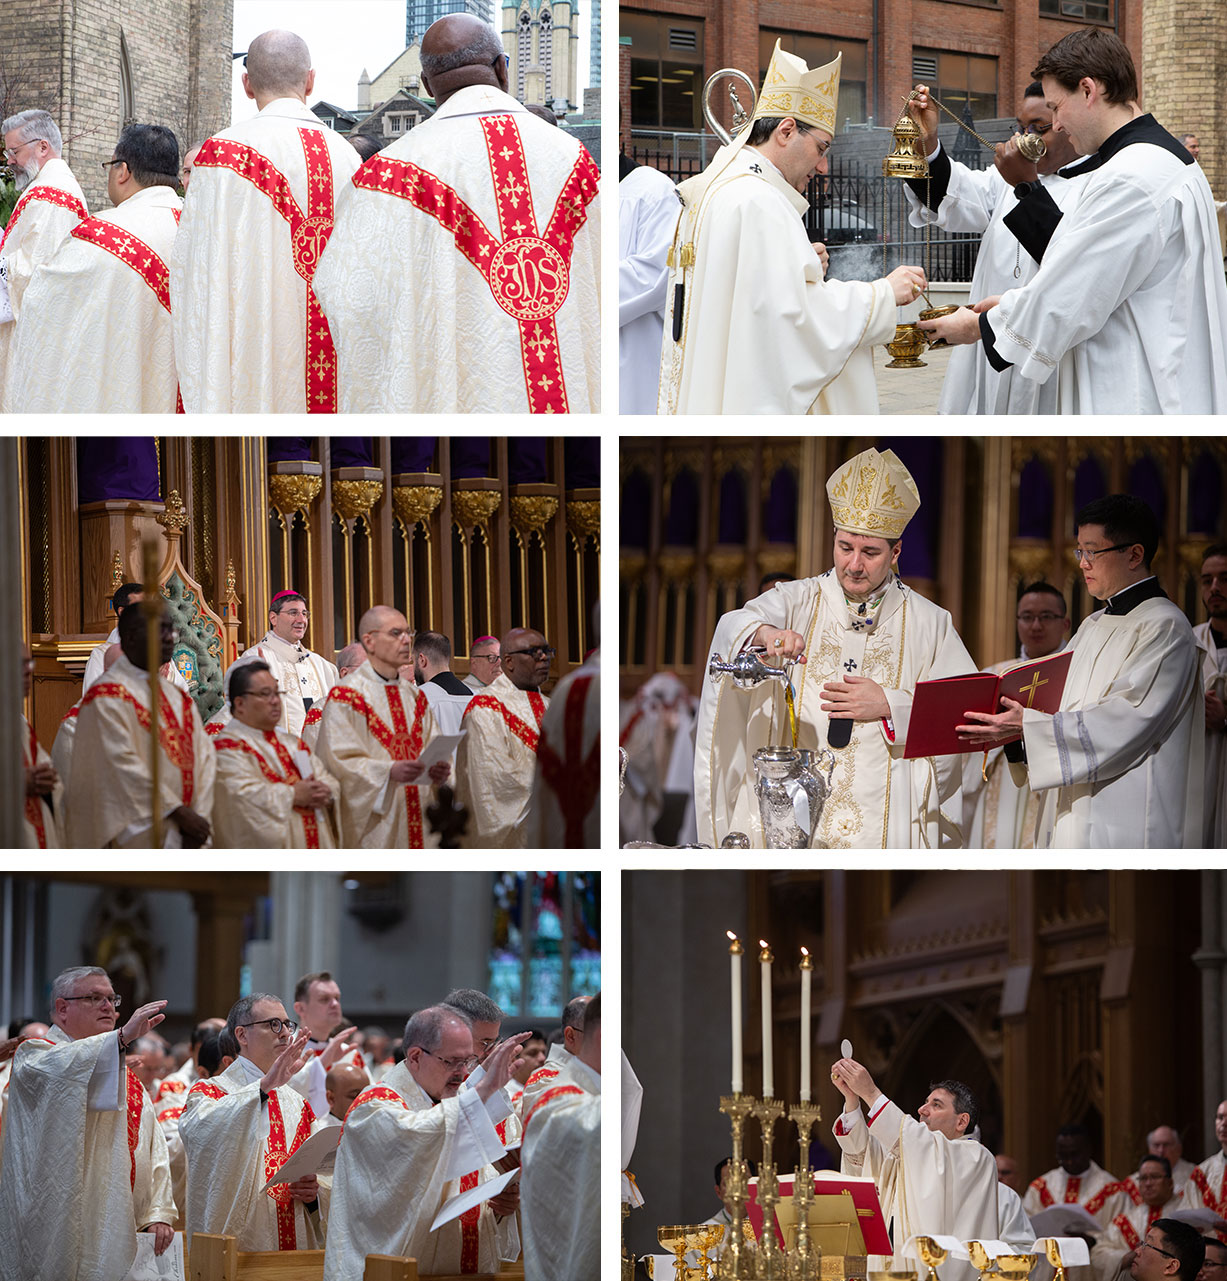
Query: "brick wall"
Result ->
[[0, 0, 233, 210]]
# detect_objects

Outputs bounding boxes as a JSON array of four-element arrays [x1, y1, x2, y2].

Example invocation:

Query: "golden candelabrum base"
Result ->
[[716, 1093, 759, 1280], [885, 323, 927, 368], [788, 1101, 823, 1281], [752, 1098, 787, 1281], [624, 1201, 636, 1281], [917, 305, 958, 347]]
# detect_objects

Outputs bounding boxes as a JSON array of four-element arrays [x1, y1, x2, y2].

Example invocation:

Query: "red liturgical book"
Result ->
[[903, 649, 1073, 759], [746, 1172, 892, 1253]]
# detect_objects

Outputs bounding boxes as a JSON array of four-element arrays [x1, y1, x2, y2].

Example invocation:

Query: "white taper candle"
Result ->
[[759, 939, 773, 1098], [728, 932, 743, 1094]]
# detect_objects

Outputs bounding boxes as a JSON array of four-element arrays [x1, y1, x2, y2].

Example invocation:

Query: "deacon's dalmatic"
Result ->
[[658, 43, 897, 415], [698, 448, 975, 847]]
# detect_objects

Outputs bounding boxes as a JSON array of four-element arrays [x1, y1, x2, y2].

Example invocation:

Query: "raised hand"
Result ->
[[121, 1000, 168, 1046], [260, 1029, 311, 1094], [475, 1031, 533, 1101], [319, 1025, 358, 1070]]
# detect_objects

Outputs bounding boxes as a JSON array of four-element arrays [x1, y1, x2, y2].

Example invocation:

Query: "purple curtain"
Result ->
[[1128, 456, 1165, 526], [717, 470, 748, 544], [761, 468, 797, 544], [1017, 457, 1053, 540], [1189, 449, 1221, 534], [1073, 456, 1107, 517], [564, 438, 600, 488], [881, 436, 940, 580], [452, 439, 494, 478], [267, 438, 313, 464], [508, 438, 548, 483], [391, 438, 438, 473], [330, 438, 374, 468], [621, 469, 651, 549], [664, 469, 699, 545], [77, 439, 159, 503]]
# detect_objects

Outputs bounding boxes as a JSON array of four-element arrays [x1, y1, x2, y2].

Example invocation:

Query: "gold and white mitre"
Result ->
[[752, 41, 841, 136], [826, 447, 920, 539]]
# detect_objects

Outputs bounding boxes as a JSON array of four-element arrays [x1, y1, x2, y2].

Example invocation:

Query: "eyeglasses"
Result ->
[[422, 1049, 479, 1071], [1020, 122, 1052, 136], [1074, 542, 1135, 565], [236, 687, 282, 701], [1016, 613, 1065, 624], [475, 1036, 498, 1052], [63, 992, 122, 1009], [238, 1017, 297, 1035], [3, 139, 40, 161], [1142, 1242, 1178, 1261], [473, 653, 502, 664], [504, 645, 556, 659], [101, 158, 123, 175]]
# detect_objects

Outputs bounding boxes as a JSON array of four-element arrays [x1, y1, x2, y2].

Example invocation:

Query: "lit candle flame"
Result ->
[[801, 946, 809, 957], [727, 930, 737, 941], [759, 940, 768, 948]]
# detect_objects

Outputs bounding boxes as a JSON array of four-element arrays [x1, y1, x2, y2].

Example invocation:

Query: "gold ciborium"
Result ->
[[997, 1256, 1037, 1281], [917, 304, 959, 346], [885, 323, 927, 369], [916, 1237, 949, 1281]]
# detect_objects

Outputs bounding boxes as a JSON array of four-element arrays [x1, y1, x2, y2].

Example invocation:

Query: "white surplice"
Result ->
[[21, 713, 61, 849], [1016, 598, 1203, 848], [697, 573, 975, 848], [619, 162, 678, 414], [1023, 1160, 1124, 1227], [526, 652, 599, 848], [834, 1097, 998, 1281], [1194, 622, 1227, 847], [314, 662, 442, 848], [314, 84, 600, 413], [171, 97, 360, 412], [210, 717, 339, 849], [322, 1061, 518, 1280], [8, 184, 181, 412], [223, 631, 338, 740], [521, 1055, 600, 1281], [455, 671, 548, 848], [904, 150, 1078, 414], [658, 147, 896, 415], [0, 157, 88, 408], [984, 132, 1227, 413], [180, 1054, 322, 1252], [0, 1025, 175, 1281], [1186, 1150, 1227, 1213], [65, 653, 215, 849]]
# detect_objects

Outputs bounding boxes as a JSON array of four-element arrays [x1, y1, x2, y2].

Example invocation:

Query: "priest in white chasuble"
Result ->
[[315, 606, 450, 848], [313, 15, 599, 414], [1023, 1123, 1123, 1227], [521, 993, 601, 1281], [0, 967, 175, 1281], [961, 495, 1203, 848], [322, 1009, 528, 1281], [697, 448, 975, 848], [65, 603, 215, 849], [657, 43, 924, 416], [171, 29, 359, 413], [831, 1057, 998, 1281], [455, 626, 551, 848], [212, 660, 339, 849], [526, 644, 599, 848], [1195, 545, 1227, 847], [0, 109, 88, 408], [920, 28, 1227, 415], [8, 124, 182, 413], [181, 996, 324, 1252], [520, 995, 591, 1115]]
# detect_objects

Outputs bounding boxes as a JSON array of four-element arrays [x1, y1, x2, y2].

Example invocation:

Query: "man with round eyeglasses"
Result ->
[[0, 965, 175, 1280], [1091, 1156, 1185, 1281], [323, 1006, 530, 1280], [959, 493, 1202, 848], [463, 635, 502, 692], [455, 625, 553, 847], [180, 993, 326, 1252]]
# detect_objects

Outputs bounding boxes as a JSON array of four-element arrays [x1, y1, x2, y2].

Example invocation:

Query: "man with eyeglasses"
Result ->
[[1198, 1240, 1227, 1281], [0, 109, 87, 407], [211, 659, 340, 849], [456, 624, 553, 847], [7, 123, 183, 413], [959, 494, 1203, 848], [658, 42, 925, 416], [962, 581, 1072, 848], [903, 80, 1081, 414], [180, 994, 326, 1252], [1090, 1159, 1186, 1281], [463, 635, 501, 692], [317, 604, 451, 847], [66, 601, 215, 848], [0, 966, 175, 1280], [313, 14, 599, 414], [520, 994, 592, 1117], [323, 1007, 529, 1280]]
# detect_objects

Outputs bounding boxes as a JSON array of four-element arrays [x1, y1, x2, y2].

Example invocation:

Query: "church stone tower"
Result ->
[[502, 0, 580, 111]]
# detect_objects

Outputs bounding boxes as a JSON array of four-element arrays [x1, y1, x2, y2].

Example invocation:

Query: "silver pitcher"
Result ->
[[708, 647, 796, 691], [752, 746, 836, 848]]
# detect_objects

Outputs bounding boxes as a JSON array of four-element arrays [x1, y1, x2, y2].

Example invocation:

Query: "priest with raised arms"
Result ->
[[657, 43, 925, 415], [322, 1008, 529, 1280], [696, 447, 976, 847], [831, 1055, 998, 1281]]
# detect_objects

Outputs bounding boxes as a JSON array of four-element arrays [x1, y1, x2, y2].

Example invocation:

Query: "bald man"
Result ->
[[455, 625, 552, 847], [315, 606, 451, 847], [172, 29, 361, 412], [314, 14, 599, 413]]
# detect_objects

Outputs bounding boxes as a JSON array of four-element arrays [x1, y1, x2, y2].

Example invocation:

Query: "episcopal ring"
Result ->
[[774, 637, 783, 648]]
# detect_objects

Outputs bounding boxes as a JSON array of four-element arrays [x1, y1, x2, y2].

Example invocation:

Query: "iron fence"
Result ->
[[628, 132, 986, 284]]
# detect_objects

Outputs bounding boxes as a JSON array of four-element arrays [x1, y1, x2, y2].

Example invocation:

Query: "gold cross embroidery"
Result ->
[[1017, 670, 1048, 707]]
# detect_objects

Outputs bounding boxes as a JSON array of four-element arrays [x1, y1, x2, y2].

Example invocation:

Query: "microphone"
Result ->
[[827, 718, 852, 749]]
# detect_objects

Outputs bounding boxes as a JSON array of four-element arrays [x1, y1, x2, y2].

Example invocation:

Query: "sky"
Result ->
[[231, 0, 594, 126]]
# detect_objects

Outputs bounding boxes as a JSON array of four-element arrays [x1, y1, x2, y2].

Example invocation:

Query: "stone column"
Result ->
[[1194, 870, 1227, 1151], [265, 872, 342, 1006]]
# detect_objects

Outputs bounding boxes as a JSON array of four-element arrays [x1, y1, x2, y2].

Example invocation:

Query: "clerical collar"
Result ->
[[1104, 575, 1165, 615], [371, 665, 401, 683], [1060, 114, 1192, 178], [263, 630, 309, 662], [1211, 626, 1227, 649]]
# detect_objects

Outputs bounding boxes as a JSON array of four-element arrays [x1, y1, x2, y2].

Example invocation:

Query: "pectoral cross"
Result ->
[[1018, 670, 1048, 707]]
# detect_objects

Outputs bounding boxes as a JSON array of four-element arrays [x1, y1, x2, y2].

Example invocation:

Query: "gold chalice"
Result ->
[[916, 1237, 949, 1281], [918, 304, 959, 346], [997, 1255, 1038, 1281], [1044, 1239, 1068, 1281], [966, 1242, 997, 1281], [690, 1224, 725, 1279], [885, 322, 927, 368], [658, 1225, 693, 1281]]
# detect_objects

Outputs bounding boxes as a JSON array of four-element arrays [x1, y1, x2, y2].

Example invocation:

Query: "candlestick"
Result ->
[[759, 939, 773, 1099], [799, 947, 813, 1102], [728, 932, 743, 1094]]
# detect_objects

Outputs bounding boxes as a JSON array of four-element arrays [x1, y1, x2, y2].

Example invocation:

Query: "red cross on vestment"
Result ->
[[350, 115, 598, 413], [194, 128, 338, 411], [0, 184, 87, 252], [264, 1091, 315, 1249], [81, 681, 197, 805], [211, 731, 321, 848], [462, 689, 546, 753]]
